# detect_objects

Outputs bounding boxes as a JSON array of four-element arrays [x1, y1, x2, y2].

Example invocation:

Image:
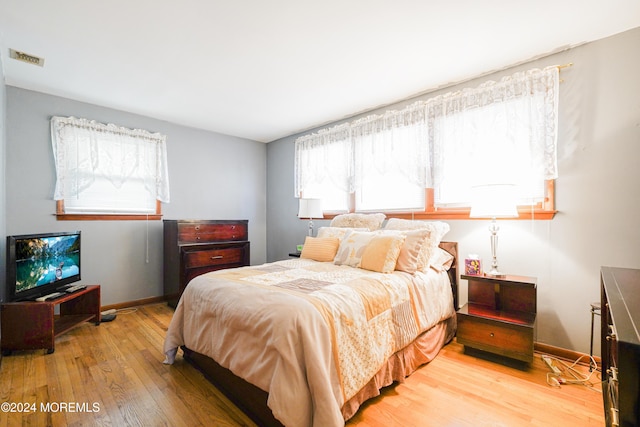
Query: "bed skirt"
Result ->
[[181, 314, 456, 426], [341, 314, 456, 420]]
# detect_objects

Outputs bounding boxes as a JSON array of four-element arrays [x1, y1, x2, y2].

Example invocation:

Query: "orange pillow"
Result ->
[[360, 234, 406, 273], [300, 236, 340, 262]]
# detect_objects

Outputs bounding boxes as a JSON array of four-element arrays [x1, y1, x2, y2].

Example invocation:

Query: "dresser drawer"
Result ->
[[178, 223, 248, 243], [457, 313, 533, 362], [184, 246, 246, 269]]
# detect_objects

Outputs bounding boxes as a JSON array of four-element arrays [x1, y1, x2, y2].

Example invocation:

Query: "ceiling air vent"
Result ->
[[9, 48, 45, 67]]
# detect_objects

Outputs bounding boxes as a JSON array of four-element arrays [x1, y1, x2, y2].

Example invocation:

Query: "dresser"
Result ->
[[600, 267, 640, 427], [163, 220, 250, 307]]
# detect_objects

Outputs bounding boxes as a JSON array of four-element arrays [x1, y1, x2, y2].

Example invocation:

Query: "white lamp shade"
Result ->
[[298, 198, 323, 219], [469, 184, 519, 218]]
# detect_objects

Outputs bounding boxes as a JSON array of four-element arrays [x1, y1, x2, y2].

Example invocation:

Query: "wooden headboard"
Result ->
[[438, 241, 459, 311]]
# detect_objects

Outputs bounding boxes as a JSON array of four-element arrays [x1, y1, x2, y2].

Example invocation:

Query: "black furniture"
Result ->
[[600, 267, 640, 427]]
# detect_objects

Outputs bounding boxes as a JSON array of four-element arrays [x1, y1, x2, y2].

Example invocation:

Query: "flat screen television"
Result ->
[[6, 231, 81, 301]]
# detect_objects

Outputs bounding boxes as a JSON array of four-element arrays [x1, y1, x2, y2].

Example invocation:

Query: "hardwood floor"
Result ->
[[0, 303, 604, 426]]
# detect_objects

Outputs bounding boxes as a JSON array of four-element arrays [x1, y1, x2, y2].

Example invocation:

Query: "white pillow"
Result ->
[[430, 247, 455, 272], [317, 226, 368, 241], [330, 213, 386, 231], [384, 219, 450, 270], [380, 229, 431, 273]]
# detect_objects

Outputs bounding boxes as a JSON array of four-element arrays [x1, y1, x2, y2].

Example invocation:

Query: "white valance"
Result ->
[[294, 123, 352, 196], [294, 65, 559, 206], [51, 116, 170, 210], [428, 66, 559, 199], [351, 102, 429, 191]]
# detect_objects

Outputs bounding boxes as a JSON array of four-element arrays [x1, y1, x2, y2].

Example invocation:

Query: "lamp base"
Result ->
[[484, 269, 507, 278]]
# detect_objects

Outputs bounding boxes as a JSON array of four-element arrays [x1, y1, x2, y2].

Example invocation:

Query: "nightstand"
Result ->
[[457, 274, 537, 363]]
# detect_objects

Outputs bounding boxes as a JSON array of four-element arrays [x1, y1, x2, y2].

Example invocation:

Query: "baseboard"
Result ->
[[100, 295, 167, 312], [535, 342, 600, 368]]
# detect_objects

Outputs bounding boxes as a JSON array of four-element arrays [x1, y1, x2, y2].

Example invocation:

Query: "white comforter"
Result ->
[[164, 258, 454, 427]]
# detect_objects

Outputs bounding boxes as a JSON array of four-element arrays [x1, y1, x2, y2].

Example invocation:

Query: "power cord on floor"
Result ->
[[541, 354, 601, 392], [100, 307, 138, 322], [101, 307, 138, 316]]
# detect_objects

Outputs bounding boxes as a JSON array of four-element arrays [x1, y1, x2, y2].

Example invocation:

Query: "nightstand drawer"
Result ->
[[457, 313, 534, 362]]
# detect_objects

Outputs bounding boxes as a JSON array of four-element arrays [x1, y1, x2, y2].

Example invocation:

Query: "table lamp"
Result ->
[[470, 184, 518, 277], [298, 198, 323, 236]]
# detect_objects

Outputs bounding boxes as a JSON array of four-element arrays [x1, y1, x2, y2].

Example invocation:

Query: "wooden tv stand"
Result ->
[[1, 285, 101, 355]]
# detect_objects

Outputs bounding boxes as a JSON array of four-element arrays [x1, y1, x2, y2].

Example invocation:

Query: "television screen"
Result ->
[[6, 231, 81, 301]]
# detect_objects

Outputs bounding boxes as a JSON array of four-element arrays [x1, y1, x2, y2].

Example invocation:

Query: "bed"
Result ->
[[164, 217, 458, 427]]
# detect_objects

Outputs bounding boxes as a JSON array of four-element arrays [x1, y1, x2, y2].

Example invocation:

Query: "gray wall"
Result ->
[[5, 87, 267, 305], [267, 27, 640, 355]]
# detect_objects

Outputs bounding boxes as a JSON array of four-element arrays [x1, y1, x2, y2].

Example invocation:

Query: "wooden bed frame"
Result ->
[[181, 241, 458, 427]]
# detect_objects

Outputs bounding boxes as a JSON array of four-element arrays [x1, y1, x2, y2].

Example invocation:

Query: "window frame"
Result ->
[[295, 66, 561, 222], [51, 116, 169, 221], [55, 200, 163, 221], [316, 180, 556, 221]]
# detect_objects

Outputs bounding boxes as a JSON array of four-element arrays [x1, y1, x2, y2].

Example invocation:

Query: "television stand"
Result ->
[[1, 285, 101, 355]]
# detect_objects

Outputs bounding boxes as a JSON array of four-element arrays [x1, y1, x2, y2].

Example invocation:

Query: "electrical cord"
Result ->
[[542, 354, 601, 392], [113, 307, 138, 315]]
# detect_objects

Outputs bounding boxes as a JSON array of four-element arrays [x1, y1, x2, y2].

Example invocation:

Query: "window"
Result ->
[[294, 124, 352, 211], [352, 107, 428, 212], [51, 116, 170, 220], [294, 66, 559, 220]]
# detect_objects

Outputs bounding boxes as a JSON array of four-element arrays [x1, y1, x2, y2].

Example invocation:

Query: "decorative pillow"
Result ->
[[384, 218, 450, 242], [381, 228, 432, 273], [430, 247, 455, 272], [333, 231, 377, 267], [300, 236, 340, 262], [360, 234, 406, 273], [383, 219, 450, 271], [317, 226, 368, 241], [330, 213, 386, 231]]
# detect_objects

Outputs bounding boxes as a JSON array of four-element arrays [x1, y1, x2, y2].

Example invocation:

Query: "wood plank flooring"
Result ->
[[0, 303, 604, 426]]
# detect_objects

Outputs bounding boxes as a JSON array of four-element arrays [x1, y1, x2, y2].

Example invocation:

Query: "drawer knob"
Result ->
[[196, 237, 201, 240], [211, 256, 223, 260], [195, 226, 200, 230], [490, 332, 494, 337]]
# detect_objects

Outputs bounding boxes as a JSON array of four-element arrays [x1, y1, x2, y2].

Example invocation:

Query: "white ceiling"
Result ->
[[1, 1, 639, 143]]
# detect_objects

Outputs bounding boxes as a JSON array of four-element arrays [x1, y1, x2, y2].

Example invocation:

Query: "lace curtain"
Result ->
[[294, 65, 559, 207], [294, 103, 429, 199], [428, 66, 559, 204], [351, 102, 429, 191], [294, 123, 352, 197], [51, 116, 170, 212]]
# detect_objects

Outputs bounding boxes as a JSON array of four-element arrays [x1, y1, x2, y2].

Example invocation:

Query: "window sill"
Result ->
[[385, 209, 557, 220], [315, 183, 557, 221], [319, 208, 557, 221], [56, 213, 163, 221], [55, 200, 163, 220]]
